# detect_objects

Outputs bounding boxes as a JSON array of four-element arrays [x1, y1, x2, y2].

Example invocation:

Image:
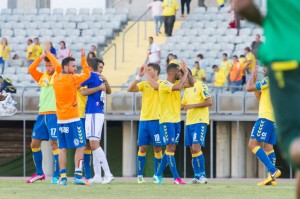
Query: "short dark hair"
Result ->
[[256, 34, 260, 38], [87, 58, 98, 72], [28, 39, 33, 43], [44, 57, 50, 62], [173, 55, 178, 59], [233, 55, 238, 59], [87, 52, 96, 59], [148, 63, 161, 75], [195, 61, 199, 65], [149, 36, 153, 40], [91, 45, 96, 48], [240, 55, 245, 58], [34, 37, 39, 41], [212, 65, 218, 69], [60, 41, 66, 47], [197, 54, 203, 59], [167, 63, 179, 73], [62, 57, 75, 67], [223, 53, 227, 57], [96, 58, 104, 66], [245, 47, 251, 52]]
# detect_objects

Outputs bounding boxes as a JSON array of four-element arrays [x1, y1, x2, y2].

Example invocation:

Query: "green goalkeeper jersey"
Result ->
[[259, 0, 300, 64]]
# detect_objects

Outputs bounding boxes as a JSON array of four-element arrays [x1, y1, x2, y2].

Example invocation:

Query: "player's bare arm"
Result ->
[[172, 62, 189, 91], [100, 74, 112, 94], [127, 65, 144, 92], [80, 84, 106, 96], [183, 97, 212, 111], [246, 66, 259, 92], [233, 0, 263, 26], [144, 65, 159, 90]]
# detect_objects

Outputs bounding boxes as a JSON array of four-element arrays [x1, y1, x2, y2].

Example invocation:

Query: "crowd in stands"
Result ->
[[0, 37, 103, 75]]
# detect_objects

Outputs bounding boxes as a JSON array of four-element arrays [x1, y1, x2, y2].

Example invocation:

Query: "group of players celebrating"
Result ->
[[25, 40, 281, 186], [26, 42, 113, 185]]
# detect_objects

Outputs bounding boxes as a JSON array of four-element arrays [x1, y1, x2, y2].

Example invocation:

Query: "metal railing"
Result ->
[[102, 43, 117, 70], [122, 8, 150, 62]]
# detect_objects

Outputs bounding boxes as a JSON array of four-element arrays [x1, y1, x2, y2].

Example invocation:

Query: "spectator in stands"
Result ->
[[145, 36, 161, 64], [34, 38, 43, 58], [26, 39, 37, 67], [57, 41, 72, 63], [12, 54, 20, 60], [192, 61, 206, 82], [228, 1, 240, 30], [87, 52, 96, 59], [50, 42, 56, 56], [166, 53, 174, 65], [181, 0, 191, 18], [90, 45, 103, 60], [162, 0, 179, 37], [220, 53, 231, 90], [230, 55, 243, 93], [239, 55, 246, 85], [251, 34, 263, 59], [0, 38, 11, 74], [244, 47, 256, 82], [148, 0, 163, 36], [196, 54, 207, 68], [212, 65, 226, 95]]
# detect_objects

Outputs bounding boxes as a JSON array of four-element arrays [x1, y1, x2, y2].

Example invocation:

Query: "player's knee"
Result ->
[[50, 140, 58, 150], [139, 146, 147, 153], [248, 140, 257, 151], [191, 144, 201, 153], [263, 144, 273, 152], [30, 140, 40, 149], [153, 146, 161, 153], [167, 144, 176, 152], [290, 138, 300, 166]]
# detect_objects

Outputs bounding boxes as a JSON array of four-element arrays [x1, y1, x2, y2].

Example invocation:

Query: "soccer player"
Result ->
[[182, 69, 212, 184], [127, 63, 163, 183], [80, 58, 114, 184], [48, 49, 90, 185], [234, 0, 300, 196], [153, 61, 193, 184], [26, 47, 60, 184], [246, 66, 281, 186]]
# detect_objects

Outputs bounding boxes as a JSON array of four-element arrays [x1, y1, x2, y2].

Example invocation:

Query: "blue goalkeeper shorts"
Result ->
[[32, 114, 58, 141]]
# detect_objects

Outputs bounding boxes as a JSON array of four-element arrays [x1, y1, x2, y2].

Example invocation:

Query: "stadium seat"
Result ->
[[253, 28, 263, 36], [225, 29, 238, 36], [60, 15, 71, 22], [239, 28, 253, 36], [79, 8, 90, 16], [40, 29, 53, 37], [77, 22, 89, 30], [24, 8, 37, 16], [7, 15, 20, 22], [1, 29, 13, 37], [39, 8, 51, 15], [14, 29, 27, 37], [54, 29, 67, 37], [35, 15, 46, 22], [192, 21, 205, 28], [9, 59, 23, 67], [39, 22, 50, 29], [12, 23, 25, 29], [92, 8, 103, 15], [48, 15, 58, 22], [187, 15, 198, 21], [50, 22, 63, 29], [0, 15, 7, 22], [27, 29, 40, 37], [84, 15, 97, 22], [1, 9, 12, 15], [206, 7, 219, 13], [71, 15, 84, 23], [52, 8, 64, 15], [111, 21, 122, 31], [13, 9, 24, 15], [66, 8, 77, 15], [95, 15, 109, 22], [64, 22, 76, 29], [215, 28, 227, 36], [105, 8, 116, 14], [82, 29, 94, 37], [22, 15, 33, 22], [193, 7, 206, 14], [181, 22, 192, 29], [217, 21, 229, 28], [5, 67, 16, 75]]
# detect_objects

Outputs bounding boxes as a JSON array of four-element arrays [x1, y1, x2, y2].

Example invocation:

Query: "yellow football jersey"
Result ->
[[182, 81, 210, 125], [239, 57, 246, 75], [256, 77, 275, 122], [137, 80, 161, 121], [246, 53, 256, 71], [162, 0, 179, 16], [77, 87, 87, 118], [214, 70, 226, 87], [192, 68, 206, 82], [159, 80, 181, 123], [26, 44, 37, 60], [220, 60, 231, 76]]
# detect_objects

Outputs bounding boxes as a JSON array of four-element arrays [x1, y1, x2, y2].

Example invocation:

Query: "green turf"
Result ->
[[0, 180, 295, 199]]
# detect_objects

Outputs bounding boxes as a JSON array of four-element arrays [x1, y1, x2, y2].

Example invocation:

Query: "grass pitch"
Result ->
[[0, 178, 295, 199]]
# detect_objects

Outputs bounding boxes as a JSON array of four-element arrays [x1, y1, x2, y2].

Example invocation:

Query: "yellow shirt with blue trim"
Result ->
[[162, 0, 179, 16], [220, 60, 231, 76], [256, 77, 275, 122], [35, 45, 43, 59], [137, 80, 161, 121], [159, 80, 181, 123], [182, 81, 210, 125], [246, 53, 256, 71], [0, 44, 11, 60], [192, 68, 206, 82], [77, 87, 87, 118], [26, 44, 37, 60]]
